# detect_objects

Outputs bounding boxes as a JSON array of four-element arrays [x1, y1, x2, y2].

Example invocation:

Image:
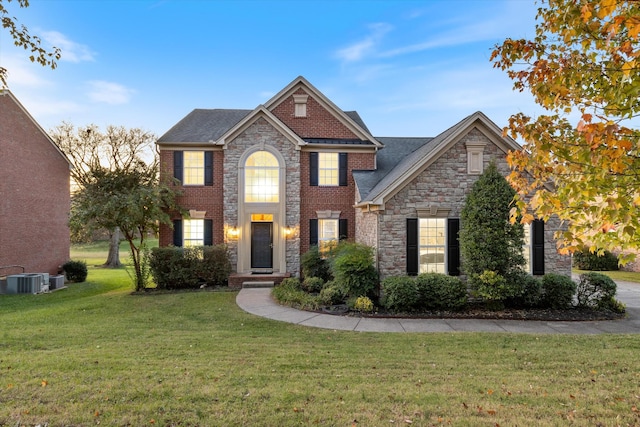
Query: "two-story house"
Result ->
[[156, 76, 571, 287]]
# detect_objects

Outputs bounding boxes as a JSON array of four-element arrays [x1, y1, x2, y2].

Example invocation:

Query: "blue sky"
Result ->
[[1, 0, 543, 139]]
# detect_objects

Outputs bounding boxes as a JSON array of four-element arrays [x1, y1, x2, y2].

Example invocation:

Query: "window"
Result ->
[[523, 224, 531, 273], [184, 219, 205, 247], [173, 151, 213, 186], [309, 218, 348, 250], [407, 218, 459, 276], [172, 219, 213, 247], [319, 153, 338, 186], [309, 152, 347, 186], [318, 219, 338, 252], [419, 218, 446, 274], [245, 151, 279, 203]]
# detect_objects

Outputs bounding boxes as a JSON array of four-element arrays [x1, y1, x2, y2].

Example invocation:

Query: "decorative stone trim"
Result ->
[[293, 94, 309, 117], [316, 210, 341, 219], [416, 207, 451, 218], [465, 141, 487, 175], [188, 209, 206, 219]]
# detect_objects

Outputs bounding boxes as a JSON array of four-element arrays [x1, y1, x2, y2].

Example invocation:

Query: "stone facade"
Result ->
[[375, 128, 571, 280]]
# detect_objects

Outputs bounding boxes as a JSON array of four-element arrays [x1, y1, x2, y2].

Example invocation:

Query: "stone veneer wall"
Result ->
[[376, 128, 571, 280], [223, 117, 300, 274]]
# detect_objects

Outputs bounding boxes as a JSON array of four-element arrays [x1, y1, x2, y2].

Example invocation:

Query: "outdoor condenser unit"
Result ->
[[6, 274, 43, 294]]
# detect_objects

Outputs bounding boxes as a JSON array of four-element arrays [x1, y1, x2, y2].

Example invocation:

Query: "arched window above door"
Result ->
[[244, 151, 279, 203]]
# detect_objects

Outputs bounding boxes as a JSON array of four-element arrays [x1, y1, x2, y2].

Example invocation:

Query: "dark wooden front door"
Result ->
[[251, 222, 273, 269]]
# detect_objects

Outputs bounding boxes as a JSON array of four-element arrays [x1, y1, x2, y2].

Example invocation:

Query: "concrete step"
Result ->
[[242, 281, 275, 289]]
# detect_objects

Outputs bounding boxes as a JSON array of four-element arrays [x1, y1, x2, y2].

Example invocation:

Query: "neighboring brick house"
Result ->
[[0, 90, 71, 276], [156, 76, 571, 286]]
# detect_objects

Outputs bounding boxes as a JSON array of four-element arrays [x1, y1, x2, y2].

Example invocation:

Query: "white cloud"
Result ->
[[335, 23, 393, 63], [41, 31, 96, 63], [87, 81, 135, 105], [1, 55, 51, 88]]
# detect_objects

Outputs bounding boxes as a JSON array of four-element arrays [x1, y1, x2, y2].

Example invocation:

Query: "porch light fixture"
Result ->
[[227, 226, 239, 239]]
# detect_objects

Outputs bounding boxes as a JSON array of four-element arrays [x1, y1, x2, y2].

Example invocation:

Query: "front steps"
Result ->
[[228, 272, 291, 289]]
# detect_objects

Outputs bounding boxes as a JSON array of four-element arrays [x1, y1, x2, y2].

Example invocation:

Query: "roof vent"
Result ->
[[293, 94, 309, 117]]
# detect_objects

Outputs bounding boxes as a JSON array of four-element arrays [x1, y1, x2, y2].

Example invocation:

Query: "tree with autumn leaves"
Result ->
[[492, 0, 640, 264]]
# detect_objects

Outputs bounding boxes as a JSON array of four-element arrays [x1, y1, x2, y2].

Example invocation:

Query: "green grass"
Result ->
[[574, 268, 640, 283], [70, 238, 158, 266], [0, 247, 639, 426]]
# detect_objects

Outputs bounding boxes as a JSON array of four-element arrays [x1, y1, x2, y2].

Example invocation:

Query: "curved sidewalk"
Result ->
[[236, 280, 640, 334]]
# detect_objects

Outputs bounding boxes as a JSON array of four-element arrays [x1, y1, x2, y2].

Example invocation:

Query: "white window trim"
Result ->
[[318, 152, 339, 186]]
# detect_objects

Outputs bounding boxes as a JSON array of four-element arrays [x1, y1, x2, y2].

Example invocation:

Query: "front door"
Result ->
[[251, 222, 273, 269]]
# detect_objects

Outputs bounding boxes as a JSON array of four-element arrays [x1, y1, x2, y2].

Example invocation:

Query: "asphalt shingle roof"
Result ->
[[157, 109, 251, 143]]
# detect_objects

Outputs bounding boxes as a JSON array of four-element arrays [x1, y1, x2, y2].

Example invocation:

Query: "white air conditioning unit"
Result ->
[[6, 274, 44, 294]]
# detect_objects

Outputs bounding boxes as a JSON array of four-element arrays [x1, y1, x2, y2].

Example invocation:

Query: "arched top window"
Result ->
[[245, 151, 279, 203]]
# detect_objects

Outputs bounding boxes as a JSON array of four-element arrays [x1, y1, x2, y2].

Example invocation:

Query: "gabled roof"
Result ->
[[0, 90, 72, 166], [217, 105, 306, 149], [264, 76, 382, 147], [355, 111, 521, 206]]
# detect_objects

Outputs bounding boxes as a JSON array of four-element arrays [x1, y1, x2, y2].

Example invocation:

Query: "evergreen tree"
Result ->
[[460, 162, 526, 300]]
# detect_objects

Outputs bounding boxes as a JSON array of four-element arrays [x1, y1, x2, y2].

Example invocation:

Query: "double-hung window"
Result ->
[[407, 217, 460, 276], [309, 152, 347, 186], [310, 217, 348, 252], [172, 219, 213, 247], [173, 151, 213, 186]]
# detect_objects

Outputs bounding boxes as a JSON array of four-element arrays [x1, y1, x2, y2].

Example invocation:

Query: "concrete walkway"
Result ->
[[236, 280, 640, 334]]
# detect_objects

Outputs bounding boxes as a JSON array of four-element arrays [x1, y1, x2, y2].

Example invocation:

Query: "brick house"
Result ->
[[0, 90, 71, 276], [156, 76, 571, 286]]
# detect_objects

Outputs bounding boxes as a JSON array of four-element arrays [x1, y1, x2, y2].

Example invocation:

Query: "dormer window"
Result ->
[[293, 94, 309, 117]]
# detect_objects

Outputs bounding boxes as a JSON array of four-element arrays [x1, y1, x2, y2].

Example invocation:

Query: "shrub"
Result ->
[[62, 260, 88, 283], [381, 276, 418, 313], [330, 242, 378, 299], [415, 273, 467, 311], [573, 249, 619, 271], [470, 270, 521, 304], [318, 281, 346, 306], [576, 272, 617, 310], [353, 296, 374, 313], [301, 276, 325, 293], [505, 271, 542, 308], [301, 245, 332, 282], [459, 162, 526, 280], [198, 245, 232, 286], [272, 278, 319, 310], [540, 273, 576, 309], [149, 246, 231, 290]]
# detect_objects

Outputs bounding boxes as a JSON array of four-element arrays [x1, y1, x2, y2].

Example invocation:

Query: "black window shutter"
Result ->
[[406, 218, 419, 276], [204, 151, 213, 186], [447, 218, 461, 276], [532, 219, 545, 275], [204, 219, 213, 246], [339, 153, 348, 186], [173, 151, 183, 183], [173, 219, 183, 247], [309, 219, 318, 246], [339, 219, 348, 240], [309, 152, 318, 186]]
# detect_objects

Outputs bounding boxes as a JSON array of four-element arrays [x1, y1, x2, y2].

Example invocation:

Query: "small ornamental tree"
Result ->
[[460, 162, 526, 301]]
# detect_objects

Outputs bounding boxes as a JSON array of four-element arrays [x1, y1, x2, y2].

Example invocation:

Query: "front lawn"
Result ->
[[1, 263, 639, 426]]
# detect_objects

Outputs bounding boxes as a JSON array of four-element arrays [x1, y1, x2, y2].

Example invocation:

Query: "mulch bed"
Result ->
[[345, 306, 626, 321]]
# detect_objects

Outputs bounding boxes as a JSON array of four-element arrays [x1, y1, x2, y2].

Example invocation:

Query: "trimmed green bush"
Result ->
[[318, 281, 346, 306], [576, 272, 617, 310], [540, 273, 576, 309], [301, 276, 325, 293], [470, 270, 521, 303], [272, 278, 319, 310], [505, 271, 542, 308], [301, 245, 332, 282], [62, 260, 88, 283], [149, 245, 231, 290], [381, 276, 418, 313], [199, 245, 232, 286], [415, 273, 467, 311], [331, 242, 378, 299], [573, 249, 619, 271]]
